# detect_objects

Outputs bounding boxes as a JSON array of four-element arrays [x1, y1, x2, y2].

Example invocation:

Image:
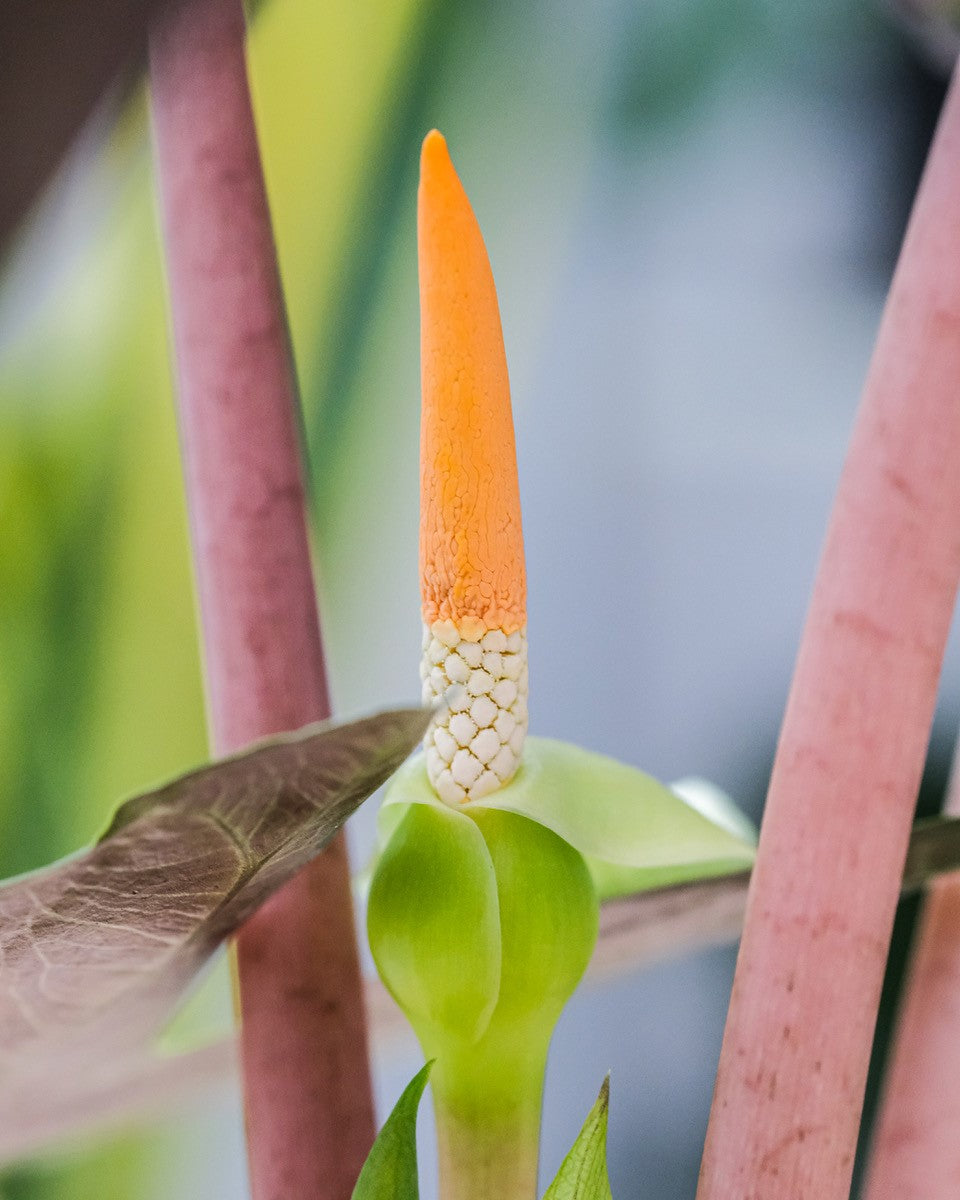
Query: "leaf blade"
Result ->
[[351, 1062, 432, 1200], [0, 706, 428, 1138], [543, 1077, 614, 1200]]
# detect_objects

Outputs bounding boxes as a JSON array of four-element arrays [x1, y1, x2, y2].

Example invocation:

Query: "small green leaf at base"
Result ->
[[352, 1062, 433, 1200], [543, 1077, 614, 1200]]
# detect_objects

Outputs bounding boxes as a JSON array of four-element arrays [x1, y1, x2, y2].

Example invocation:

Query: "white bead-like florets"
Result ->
[[420, 619, 528, 804]]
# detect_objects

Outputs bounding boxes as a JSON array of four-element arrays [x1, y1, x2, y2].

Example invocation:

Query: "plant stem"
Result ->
[[430, 1029, 547, 1200], [861, 871, 960, 1199], [862, 741, 960, 1199], [696, 66, 960, 1200], [148, 2, 374, 1196]]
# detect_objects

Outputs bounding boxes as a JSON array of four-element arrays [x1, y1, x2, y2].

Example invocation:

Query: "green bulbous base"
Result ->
[[367, 799, 599, 1200]]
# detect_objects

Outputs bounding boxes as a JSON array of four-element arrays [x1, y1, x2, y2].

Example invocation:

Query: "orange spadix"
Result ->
[[417, 131, 528, 804]]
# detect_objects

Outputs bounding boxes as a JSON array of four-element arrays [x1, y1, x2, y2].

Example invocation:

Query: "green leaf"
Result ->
[[0, 705, 429, 1165], [352, 1062, 432, 1200], [367, 800, 502, 1046], [543, 1077, 614, 1200]]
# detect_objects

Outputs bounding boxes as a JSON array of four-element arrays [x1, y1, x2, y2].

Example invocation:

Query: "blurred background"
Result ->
[[2, 0, 959, 1195]]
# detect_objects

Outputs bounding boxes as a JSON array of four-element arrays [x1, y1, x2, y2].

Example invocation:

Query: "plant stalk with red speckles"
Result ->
[[696, 64, 960, 1200], [148, 0, 374, 1195]]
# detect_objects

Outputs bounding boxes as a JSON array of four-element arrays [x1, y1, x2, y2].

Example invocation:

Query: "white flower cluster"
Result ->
[[420, 620, 529, 803]]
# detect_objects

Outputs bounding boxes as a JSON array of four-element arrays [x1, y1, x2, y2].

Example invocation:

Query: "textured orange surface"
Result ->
[[418, 130, 526, 633]]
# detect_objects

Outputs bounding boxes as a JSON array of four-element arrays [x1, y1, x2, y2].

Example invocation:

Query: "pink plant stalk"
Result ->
[[862, 869, 960, 1199], [862, 773, 960, 1197], [149, 1, 374, 1196], [696, 67, 960, 1200]]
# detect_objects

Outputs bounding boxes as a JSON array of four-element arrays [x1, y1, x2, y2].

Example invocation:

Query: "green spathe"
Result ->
[[351, 1061, 432, 1200], [543, 1078, 614, 1200], [368, 801, 501, 1045], [368, 803, 599, 1051], [380, 737, 756, 897], [472, 807, 598, 1032], [367, 802, 600, 1200]]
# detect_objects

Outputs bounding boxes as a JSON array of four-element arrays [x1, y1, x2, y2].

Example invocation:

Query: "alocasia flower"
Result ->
[[367, 131, 755, 1200]]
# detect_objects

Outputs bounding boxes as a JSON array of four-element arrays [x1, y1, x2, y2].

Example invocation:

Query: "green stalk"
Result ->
[[430, 1026, 548, 1200]]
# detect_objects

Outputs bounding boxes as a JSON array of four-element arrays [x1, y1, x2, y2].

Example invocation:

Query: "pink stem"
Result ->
[[862, 752, 960, 1198], [148, 2, 374, 1197], [861, 872, 960, 1199], [696, 67, 960, 1200]]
